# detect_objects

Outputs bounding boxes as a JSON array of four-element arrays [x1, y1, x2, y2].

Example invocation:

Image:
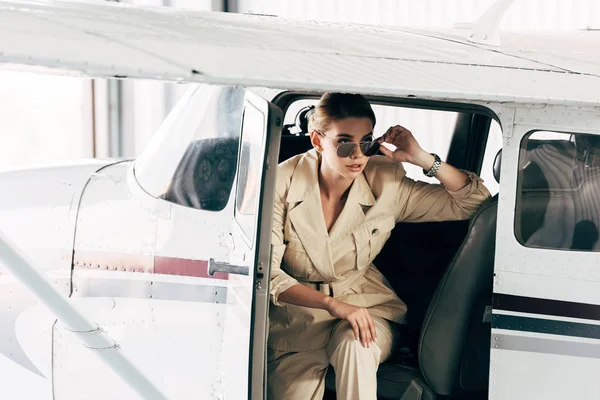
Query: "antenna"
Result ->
[[468, 0, 516, 47]]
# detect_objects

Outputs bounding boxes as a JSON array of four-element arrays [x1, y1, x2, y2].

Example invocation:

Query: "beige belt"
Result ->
[[298, 270, 366, 298]]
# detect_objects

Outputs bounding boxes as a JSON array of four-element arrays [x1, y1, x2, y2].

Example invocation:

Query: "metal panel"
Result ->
[[52, 298, 231, 400]]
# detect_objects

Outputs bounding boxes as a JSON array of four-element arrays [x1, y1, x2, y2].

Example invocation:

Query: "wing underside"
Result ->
[[1, 1, 600, 104]]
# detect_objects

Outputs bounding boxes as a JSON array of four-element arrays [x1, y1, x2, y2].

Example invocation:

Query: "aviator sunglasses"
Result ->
[[316, 131, 381, 158]]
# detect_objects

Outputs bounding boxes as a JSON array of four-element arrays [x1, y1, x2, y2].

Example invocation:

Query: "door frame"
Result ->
[[243, 91, 283, 400]]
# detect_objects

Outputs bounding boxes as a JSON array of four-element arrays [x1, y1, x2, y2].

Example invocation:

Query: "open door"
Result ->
[[60, 85, 281, 400], [228, 91, 282, 400]]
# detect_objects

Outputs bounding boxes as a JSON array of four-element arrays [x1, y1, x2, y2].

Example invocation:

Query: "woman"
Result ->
[[268, 93, 490, 399]]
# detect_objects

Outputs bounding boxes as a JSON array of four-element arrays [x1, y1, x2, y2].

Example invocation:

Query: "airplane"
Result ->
[[0, 0, 599, 399]]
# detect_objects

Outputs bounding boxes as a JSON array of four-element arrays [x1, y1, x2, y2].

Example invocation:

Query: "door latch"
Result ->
[[208, 258, 249, 276]]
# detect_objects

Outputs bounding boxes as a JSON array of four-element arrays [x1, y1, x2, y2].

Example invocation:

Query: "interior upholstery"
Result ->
[[278, 135, 314, 163], [417, 197, 497, 395], [518, 140, 575, 249], [279, 105, 315, 162], [571, 135, 600, 250], [493, 147, 502, 183]]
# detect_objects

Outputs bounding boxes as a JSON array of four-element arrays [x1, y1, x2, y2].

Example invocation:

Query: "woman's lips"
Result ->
[[347, 164, 363, 172]]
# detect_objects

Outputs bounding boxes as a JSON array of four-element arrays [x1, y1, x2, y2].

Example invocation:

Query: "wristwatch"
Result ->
[[423, 153, 442, 177]]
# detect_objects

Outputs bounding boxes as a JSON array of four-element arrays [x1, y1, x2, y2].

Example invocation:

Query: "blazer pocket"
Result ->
[[352, 225, 372, 270], [367, 215, 396, 258], [352, 215, 396, 269]]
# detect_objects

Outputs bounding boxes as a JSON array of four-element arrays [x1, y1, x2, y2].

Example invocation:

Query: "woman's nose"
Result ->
[[351, 144, 363, 159]]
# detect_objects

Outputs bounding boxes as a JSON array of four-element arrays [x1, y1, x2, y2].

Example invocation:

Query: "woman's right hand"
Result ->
[[325, 298, 377, 347]]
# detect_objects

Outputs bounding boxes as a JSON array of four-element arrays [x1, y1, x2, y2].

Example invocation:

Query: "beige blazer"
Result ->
[[268, 149, 491, 352]]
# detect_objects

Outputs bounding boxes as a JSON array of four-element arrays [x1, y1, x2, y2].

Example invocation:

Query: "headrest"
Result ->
[[295, 105, 314, 134], [493, 149, 502, 183]]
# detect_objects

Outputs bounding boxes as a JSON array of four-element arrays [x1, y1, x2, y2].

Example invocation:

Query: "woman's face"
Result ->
[[312, 117, 375, 180]]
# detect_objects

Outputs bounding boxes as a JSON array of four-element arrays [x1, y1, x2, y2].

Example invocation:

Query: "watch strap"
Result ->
[[423, 153, 442, 177]]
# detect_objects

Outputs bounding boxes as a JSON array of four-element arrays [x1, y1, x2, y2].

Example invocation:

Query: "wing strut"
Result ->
[[0, 230, 168, 400]]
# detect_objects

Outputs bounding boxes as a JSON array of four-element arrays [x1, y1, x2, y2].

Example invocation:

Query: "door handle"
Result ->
[[209, 258, 249, 276]]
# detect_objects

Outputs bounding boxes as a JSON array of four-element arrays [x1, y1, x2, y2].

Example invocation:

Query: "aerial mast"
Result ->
[[468, 0, 516, 47]]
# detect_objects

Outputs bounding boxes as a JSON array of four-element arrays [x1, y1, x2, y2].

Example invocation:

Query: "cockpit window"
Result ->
[[134, 85, 245, 211], [235, 102, 266, 243], [515, 130, 600, 251]]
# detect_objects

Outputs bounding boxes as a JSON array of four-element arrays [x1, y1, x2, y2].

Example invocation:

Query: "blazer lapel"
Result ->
[[286, 150, 336, 280], [328, 171, 376, 243]]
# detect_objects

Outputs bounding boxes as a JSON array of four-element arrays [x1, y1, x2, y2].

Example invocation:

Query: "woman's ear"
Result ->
[[310, 131, 322, 152]]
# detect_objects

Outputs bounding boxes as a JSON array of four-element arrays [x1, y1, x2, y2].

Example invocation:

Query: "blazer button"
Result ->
[[371, 228, 379, 237]]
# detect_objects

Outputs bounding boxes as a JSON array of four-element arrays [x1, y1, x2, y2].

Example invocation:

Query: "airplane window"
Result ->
[[235, 103, 266, 243], [134, 85, 245, 211], [515, 130, 600, 251]]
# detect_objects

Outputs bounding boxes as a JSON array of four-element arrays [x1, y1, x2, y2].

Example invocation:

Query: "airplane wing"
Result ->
[[1, 0, 600, 104]]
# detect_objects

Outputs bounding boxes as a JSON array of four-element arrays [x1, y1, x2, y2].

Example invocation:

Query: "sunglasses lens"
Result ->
[[337, 143, 356, 158], [361, 141, 380, 156], [334, 141, 380, 158]]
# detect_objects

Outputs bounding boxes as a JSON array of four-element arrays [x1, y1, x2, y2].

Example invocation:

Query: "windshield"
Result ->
[[134, 84, 245, 211]]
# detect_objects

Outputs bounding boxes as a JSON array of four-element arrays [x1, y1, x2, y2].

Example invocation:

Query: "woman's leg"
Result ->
[[325, 316, 396, 400], [267, 347, 329, 400]]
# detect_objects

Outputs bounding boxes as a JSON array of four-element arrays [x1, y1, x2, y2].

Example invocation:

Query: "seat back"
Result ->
[[571, 135, 600, 250], [518, 140, 576, 248], [374, 220, 469, 334], [417, 195, 497, 395]]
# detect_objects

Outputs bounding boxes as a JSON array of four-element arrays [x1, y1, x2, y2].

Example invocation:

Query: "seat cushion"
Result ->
[[325, 362, 437, 400]]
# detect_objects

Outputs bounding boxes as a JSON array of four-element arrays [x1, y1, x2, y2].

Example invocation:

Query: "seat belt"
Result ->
[[482, 305, 493, 323], [399, 380, 423, 400]]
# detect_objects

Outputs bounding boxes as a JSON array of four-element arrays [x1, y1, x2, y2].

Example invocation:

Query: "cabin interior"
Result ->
[[273, 92, 499, 400]]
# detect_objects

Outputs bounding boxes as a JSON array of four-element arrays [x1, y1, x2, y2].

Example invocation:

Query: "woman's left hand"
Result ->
[[376, 125, 428, 166]]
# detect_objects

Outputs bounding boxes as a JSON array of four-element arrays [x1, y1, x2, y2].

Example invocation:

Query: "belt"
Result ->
[[297, 270, 365, 298]]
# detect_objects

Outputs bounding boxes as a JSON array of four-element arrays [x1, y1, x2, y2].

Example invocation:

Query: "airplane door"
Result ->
[[59, 85, 283, 400], [227, 92, 282, 400]]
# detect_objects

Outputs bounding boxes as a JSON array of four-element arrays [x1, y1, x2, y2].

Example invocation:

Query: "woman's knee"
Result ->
[[327, 321, 383, 363], [267, 348, 329, 400]]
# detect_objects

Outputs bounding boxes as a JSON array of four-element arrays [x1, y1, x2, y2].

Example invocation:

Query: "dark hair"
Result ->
[[308, 92, 376, 133]]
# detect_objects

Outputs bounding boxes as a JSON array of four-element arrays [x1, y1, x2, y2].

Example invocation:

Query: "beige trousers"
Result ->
[[267, 316, 396, 400]]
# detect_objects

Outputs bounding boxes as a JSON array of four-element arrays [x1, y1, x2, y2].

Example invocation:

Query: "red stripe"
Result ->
[[154, 257, 228, 280], [73, 251, 229, 280]]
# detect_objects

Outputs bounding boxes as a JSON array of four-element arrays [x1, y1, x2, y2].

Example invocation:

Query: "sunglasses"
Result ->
[[317, 131, 381, 158]]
